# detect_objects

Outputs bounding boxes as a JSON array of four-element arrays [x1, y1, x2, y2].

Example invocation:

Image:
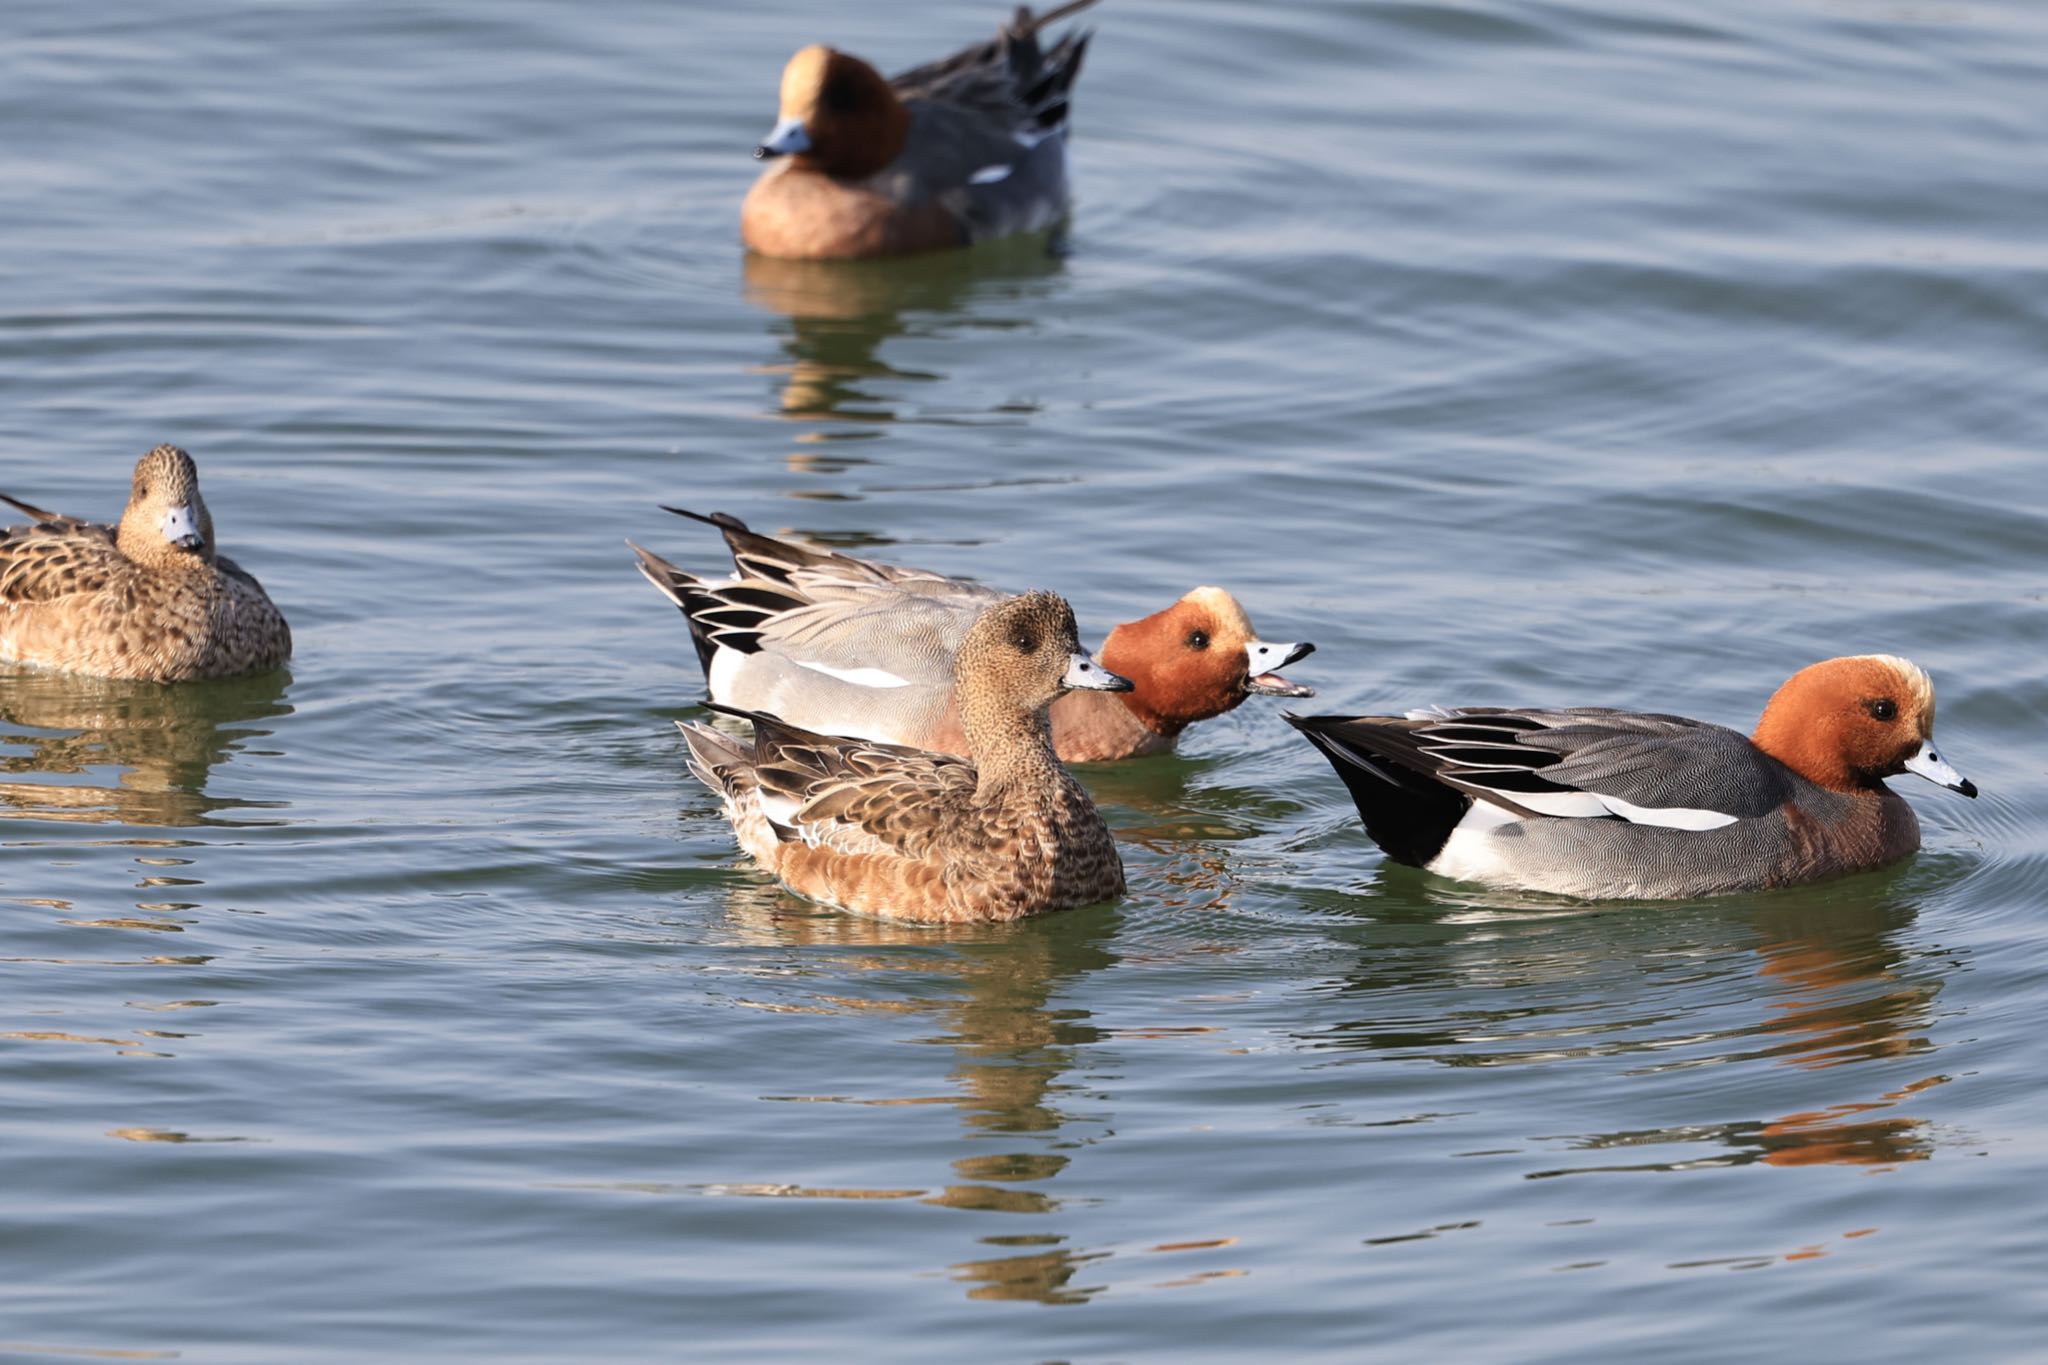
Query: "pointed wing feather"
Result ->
[[1298, 707, 1790, 831], [882, 2, 1093, 232], [712, 705, 977, 859], [1415, 707, 1788, 826], [660, 506, 947, 591]]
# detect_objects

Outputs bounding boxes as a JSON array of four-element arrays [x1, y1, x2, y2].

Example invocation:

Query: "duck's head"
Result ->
[[755, 44, 910, 180], [1751, 654, 1975, 797], [956, 590, 1132, 719], [1097, 587, 1315, 737], [116, 444, 215, 568]]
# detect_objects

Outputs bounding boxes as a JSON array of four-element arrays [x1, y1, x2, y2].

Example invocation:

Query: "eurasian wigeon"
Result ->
[[741, 0, 1097, 260], [1288, 655, 1976, 900], [0, 446, 290, 682], [679, 590, 1130, 923], [630, 507, 1315, 763]]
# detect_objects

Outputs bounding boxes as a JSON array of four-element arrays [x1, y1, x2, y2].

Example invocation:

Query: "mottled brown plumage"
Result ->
[[0, 446, 291, 682], [679, 590, 1127, 923]]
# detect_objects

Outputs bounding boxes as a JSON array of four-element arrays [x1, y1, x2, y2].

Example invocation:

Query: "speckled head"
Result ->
[[1098, 587, 1316, 737], [1752, 654, 1974, 797], [755, 44, 909, 180], [116, 445, 215, 568], [956, 590, 1131, 719]]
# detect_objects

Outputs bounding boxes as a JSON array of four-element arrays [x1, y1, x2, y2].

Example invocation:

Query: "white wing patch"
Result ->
[[968, 163, 1014, 185], [1596, 796, 1739, 831], [790, 658, 913, 689], [1480, 786, 1736, 830]]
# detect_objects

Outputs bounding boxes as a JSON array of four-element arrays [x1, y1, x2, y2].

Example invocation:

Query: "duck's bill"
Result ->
[[1245, 639, 1315, 697], [160, 504, 204, 551], [1064, 652, 1133, 692], [1903, 739, 1977, 797], [755, 116, 812, 159]]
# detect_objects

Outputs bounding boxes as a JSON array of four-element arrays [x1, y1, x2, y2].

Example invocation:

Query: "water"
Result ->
[[3, 0, 2047, 1358]]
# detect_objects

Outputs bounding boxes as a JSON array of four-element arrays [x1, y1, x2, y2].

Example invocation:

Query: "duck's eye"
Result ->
[[1187, 630, 1209, 651], [1864, 698, 1898, 722], [136, 485, 149, 498], [1011, 631, 1038, 655], [821, 71, 862, 114]]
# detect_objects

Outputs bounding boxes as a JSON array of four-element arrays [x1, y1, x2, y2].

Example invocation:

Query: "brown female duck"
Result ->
[[0, 445, 290, 682], [680, 590, 1128, 922]]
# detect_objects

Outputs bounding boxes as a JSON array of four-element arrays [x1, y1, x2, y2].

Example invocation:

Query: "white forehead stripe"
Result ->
[[1179, 586, 1253, 636], [1852, 653, 1936, 719]]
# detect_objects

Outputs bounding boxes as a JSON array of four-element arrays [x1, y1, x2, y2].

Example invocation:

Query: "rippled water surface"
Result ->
[[4, 0, 2047, 1359]]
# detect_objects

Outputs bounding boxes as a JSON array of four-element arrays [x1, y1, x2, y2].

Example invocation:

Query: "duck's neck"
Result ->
[[116, 535, 216, 575], [1752, 717, 1870, 794], [1050, 690, 1175, 762], [964, 697, 1062, 798]]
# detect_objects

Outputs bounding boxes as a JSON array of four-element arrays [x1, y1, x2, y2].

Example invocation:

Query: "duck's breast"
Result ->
[[742, 162, 964, 260]]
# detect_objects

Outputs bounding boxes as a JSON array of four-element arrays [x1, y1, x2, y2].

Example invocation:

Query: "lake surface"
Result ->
[[4, 0, 2046, 1358]]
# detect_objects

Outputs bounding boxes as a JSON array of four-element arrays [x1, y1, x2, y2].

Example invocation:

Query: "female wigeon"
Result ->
[[680, 590, 1130, 923], [630, 507, 1315, 763], [1288, 655, 1976, 900], [742, 0, 1097, 260], [0, 446, 290, 682]]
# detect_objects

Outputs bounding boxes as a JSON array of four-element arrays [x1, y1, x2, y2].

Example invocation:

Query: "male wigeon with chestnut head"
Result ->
[[742, 1, 1097, 260], [629, 507, 1315, 764], [1288, 655, 1976, 900]]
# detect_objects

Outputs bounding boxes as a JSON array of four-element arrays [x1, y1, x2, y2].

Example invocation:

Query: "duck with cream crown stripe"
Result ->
[[679, 591, 1129, 923], [1287, 655, 1975, 900], [631, 507, 1315, 763], [742, 1, 1098, 259], [0, 446, 290, 682]]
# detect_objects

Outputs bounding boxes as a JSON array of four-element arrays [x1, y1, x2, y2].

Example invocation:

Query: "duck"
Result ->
[[679, 589, 1129, 922], [630, 507, 1314, 763], [741, 0, 1098, 260], [1287, 655, 1976, 899], [0, 445, 291, 682]]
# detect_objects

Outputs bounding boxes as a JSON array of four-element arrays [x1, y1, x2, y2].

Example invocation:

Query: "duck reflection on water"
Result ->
[[0, 667, 291, 828], [1309, 877, 1949, 1171], [713, 877, 1118, 1303], [740, 240, 1065, 442]]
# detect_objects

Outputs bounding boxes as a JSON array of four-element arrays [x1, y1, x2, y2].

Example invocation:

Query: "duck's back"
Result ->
[[889, 11, 1089, 242]]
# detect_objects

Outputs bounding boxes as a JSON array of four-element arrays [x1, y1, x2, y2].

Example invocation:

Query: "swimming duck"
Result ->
[[680, 590, 1129, 922], [631, 507, 1314, 763], [0, 446, 290, 682], [1288, 655, 1976, 899], [742, 0, 1098, 259]]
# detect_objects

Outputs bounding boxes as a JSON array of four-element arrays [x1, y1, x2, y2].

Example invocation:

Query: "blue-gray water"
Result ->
[[4, 0, 2047, 1359]]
